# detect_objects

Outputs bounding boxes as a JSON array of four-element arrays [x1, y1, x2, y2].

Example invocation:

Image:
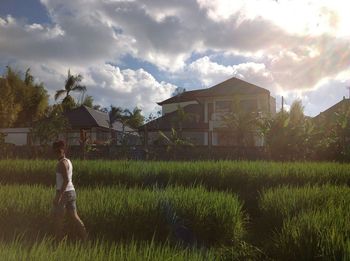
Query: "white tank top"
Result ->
[[56, 158, 75, 191]]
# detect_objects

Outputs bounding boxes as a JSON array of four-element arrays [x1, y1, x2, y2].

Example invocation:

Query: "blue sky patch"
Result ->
[[0, 0, 51, 24]]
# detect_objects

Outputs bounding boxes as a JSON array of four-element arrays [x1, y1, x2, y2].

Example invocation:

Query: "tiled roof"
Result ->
[[65, 106, 100, 129], [313, 98, 350, 121], [65, 106, 136, 132], [157, 90, 203, 105], [158, 77, 270, 105]]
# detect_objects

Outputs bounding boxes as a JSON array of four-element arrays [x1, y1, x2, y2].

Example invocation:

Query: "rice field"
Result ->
[[0, 185, 244, 246], [0, 160, 349, 260], [259, 185, 350, 260], [0, 238, 217, 261]]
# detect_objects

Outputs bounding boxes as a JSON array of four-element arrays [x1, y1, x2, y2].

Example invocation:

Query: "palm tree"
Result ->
[[108, 106, 124, 143], [108, 106, 123, 128], [171, 105, 195, 138], [124, 107, 145, 129], [158, 128, 194, 159], [222, 100, 259, 147], [54, 69, 86, 104]]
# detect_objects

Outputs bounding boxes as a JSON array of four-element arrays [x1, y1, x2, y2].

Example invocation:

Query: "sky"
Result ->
[[0, 0, 350, 116]]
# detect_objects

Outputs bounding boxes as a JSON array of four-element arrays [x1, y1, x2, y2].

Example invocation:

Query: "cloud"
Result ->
[[0, 15, 133, 66], [86, 64, 177, 114], [265, 36, 350, 91], [187, 56, 274, 89], [1, 0, 350, 115]]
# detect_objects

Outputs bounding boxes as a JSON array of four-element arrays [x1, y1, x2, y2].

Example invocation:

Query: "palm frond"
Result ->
[[159, 130, 172, 144], [65, 75, 75, 91], [72, 85, 87, 92], [54, 89, 67, 101]]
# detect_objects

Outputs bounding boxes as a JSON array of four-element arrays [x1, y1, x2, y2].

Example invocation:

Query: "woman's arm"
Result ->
[[54, 160, 69, 204]]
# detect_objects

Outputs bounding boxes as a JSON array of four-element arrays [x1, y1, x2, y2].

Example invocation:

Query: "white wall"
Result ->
[[0, 128, 30, 146]]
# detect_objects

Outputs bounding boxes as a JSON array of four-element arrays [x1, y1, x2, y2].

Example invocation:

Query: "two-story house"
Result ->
[[139, 77, 276, 147]]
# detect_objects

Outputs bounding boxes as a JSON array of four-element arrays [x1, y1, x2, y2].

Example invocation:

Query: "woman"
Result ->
[[52, 140, 87, 240]]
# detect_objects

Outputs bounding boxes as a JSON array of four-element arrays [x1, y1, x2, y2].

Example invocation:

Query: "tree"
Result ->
[[158, 128, 194, 159], [0, 67, 48, 127], [259, 100, 315, 160], [222, 100, 259, 147], [82, 95, 94, 108], [31, 105, 69, 145], [172, 87, 186, 97], [314, 103, 350, 161], [0, 78, 21, 127], [107, 105, 124, 143], [171, 105, 195, 138], [123, 107, 145, 129], [54, 69, 86, 111], [108, 105, 124, 128], [146, 110, 162, 123], [24, 68, 34, 86]]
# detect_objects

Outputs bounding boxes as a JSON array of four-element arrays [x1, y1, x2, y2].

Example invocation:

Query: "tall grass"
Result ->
[[275, 207, 350, 261], [0, 238, 216, 261], [2, 160, 350, 259], [260, 185, 350, 226], [259, 185, 350, 260], [1, 160, 349, 190], [0, 185, 244, 246]]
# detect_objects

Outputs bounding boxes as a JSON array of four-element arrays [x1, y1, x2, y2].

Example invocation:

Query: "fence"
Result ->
[[0, 144, 268, 161]]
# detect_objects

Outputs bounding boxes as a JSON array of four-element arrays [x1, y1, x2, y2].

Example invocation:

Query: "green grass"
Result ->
[[259, 185, 350, 227], [0, 238, 217, 261], [259, 185, 350, 260], [1, 160, 349, 190], [1, 160, 350, 260], [0, 185, 245, 246], [275, 208, 350, 261]]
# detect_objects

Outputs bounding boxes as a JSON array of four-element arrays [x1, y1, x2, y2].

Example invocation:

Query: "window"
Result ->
[[96, 130, 110, 141], [215, 100, 232, 112], [240, 99, 258, 112]]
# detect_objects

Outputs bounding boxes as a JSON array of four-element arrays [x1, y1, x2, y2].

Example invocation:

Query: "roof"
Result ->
[[313, 98, 350, 121], [157, 90, 203, 105], [65, 106, 136, 132], [139, 104, 208, 131], [65, 106, 108, 129], [112, 121, 136, 132], [158, 77, 270, 105], [0, 128, 31, 133]]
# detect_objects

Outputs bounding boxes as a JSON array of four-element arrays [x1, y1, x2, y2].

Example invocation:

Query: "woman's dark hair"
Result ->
[[52, 140, 65, 151]]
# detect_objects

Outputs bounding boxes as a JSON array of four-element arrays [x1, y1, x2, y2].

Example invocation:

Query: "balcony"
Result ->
[[209, 112, 227, 130]]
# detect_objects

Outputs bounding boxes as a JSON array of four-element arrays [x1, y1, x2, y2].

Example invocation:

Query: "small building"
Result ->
[[0, 128, 31, 146], [64, 105, 139, 146], [0, 106, 139, 146]]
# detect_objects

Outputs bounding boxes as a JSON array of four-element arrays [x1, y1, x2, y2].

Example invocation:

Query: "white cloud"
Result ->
[[86, 64, 177, 114], [187, 56, 275, 90], [1, 0, 350, 115]]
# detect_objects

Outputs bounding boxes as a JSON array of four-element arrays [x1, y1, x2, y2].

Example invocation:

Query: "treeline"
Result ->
[[0, 68, 48, 128], [0, 67, 145, 130], [242, 100, 350, 161]]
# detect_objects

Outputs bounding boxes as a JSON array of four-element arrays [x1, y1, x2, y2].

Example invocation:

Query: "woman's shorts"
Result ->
[[53, 190, 77, 216]]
